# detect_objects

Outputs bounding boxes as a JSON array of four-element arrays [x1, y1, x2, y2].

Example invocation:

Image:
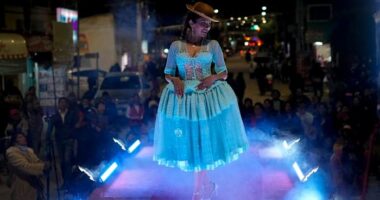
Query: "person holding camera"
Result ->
[[6, 131, 50, 200]]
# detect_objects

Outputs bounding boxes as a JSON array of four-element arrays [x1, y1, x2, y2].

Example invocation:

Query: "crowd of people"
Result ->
[[230, 56, 378, 198], [0, 53, 378, 199], [0, 80, 160, 198]]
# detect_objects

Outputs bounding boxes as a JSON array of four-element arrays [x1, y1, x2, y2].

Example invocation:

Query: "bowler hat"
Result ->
[[186, 2, 219, 22]]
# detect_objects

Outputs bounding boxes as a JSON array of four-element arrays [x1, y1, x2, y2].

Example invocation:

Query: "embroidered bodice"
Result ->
[[164, 40, 227, 80]]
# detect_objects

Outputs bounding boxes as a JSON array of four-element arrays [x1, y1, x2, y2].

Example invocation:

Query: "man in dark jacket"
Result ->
[[48, 97, 77, 190]]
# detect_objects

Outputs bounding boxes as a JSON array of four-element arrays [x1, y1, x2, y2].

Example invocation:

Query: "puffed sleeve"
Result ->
[[6, 147, 44, 176], [164, 41, 178, 76], [211, 40, 228, 74]]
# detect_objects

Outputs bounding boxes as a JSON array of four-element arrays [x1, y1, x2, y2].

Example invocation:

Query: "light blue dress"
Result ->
[[153, 40, 249, 172]]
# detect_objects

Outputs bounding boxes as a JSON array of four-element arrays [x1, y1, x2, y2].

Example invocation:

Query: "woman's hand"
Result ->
[[171, 77, 184, 97], [197, 75, 217, 90]]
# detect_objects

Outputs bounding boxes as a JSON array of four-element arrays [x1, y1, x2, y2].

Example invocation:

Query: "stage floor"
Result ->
[[88, 144, 309, 200]]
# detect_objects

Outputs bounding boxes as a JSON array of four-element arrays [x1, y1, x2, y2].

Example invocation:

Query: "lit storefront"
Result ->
[[0, 33, 32, 95]]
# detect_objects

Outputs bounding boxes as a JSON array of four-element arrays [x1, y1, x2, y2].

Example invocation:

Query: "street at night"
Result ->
[[1, 0, 380, 200]]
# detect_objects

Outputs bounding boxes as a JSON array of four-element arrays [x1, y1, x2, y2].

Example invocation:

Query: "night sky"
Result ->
[[77, 0, 291, 25]]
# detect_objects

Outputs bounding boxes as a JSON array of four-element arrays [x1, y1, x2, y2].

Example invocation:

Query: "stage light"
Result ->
[[128, 139, 141, 153], [292, 162, 305, 181], [100, 162, 118, 182], [78, 161, 121, 183], [78, 166, 96, 182], [283, 138, 300, 150], [292, 162, 319, 182], [113, 138, 127, 151]]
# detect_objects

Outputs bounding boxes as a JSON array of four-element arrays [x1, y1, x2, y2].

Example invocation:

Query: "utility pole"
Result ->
[[136, 0, 143, 72], [295, 0, 305, 76], [295, 0, 305, 53]]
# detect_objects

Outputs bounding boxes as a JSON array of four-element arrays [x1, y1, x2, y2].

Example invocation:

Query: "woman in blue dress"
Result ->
[[153, 2, 249, 199]]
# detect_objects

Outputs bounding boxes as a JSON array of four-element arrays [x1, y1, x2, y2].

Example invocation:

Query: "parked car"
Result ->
[[94, 72, 152, 115]]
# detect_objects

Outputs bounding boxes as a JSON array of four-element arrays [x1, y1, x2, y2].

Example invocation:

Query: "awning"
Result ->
[[0, 33, 28, 74], [0, 59, 27, 74], [0, 33, 28, 59]]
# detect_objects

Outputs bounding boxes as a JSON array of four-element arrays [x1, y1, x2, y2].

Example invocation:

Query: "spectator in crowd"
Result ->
[[142, 103, 158, 144], [0, 90, 9, 136], [67, 92, 80, 114], [330, 136, 345, 197], [109, 63, 121, 72], [288, 88, 310, 108], [24, 86, 39, 107], [95, 101, 109, 132], [126, 94, 144, 135], [101, 91, 118, 120], [335, 104, 352, 130], [144, 56, 160, 79], [126, 93, 145, 141], [310, 95, 322, 113], [278, 101, 304, 136], [80, 96, 94, 113], [73, 110, 90, 166], [241, 98, 254, 128], [296, 102, 319, 147], [144, 56, 160, 91], [48, 97, 76, 191], [4, 108, 29, 137], [280, 58, 292, 83], [270, 89, 285, 116], [289, 73, 304, 96], [82, 77, 97, 100], [6, 132, 49, 200], [252, 102, 274, 133], [25, 100, 43, 156], [245, 48, 252, 64], [226, 72, 236, 93], [254, 63, 269, 96], [235, 72, 246, 107], [92, 105, 117, 162], [310, 61, 325, 97], [144, 89, 160, 118], [263, 98, 275, 118], [3, 80, 23, 109]]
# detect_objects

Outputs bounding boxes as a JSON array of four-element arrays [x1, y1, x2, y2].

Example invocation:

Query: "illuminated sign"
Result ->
[[56, 8, 78, 44]]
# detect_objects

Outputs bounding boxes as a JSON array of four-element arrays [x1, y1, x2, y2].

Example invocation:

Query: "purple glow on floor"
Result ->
[[90, 146, 295, 200]]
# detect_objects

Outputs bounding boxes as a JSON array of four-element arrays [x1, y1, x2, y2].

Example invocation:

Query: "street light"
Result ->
[[262, 6, 267, 11], [214, 9, 219, 14], [261, 11, 267, 16], [262, 17, 267, 24]]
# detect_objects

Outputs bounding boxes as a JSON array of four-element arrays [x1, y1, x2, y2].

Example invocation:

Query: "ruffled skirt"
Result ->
[[153, 80, 249, 171]]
